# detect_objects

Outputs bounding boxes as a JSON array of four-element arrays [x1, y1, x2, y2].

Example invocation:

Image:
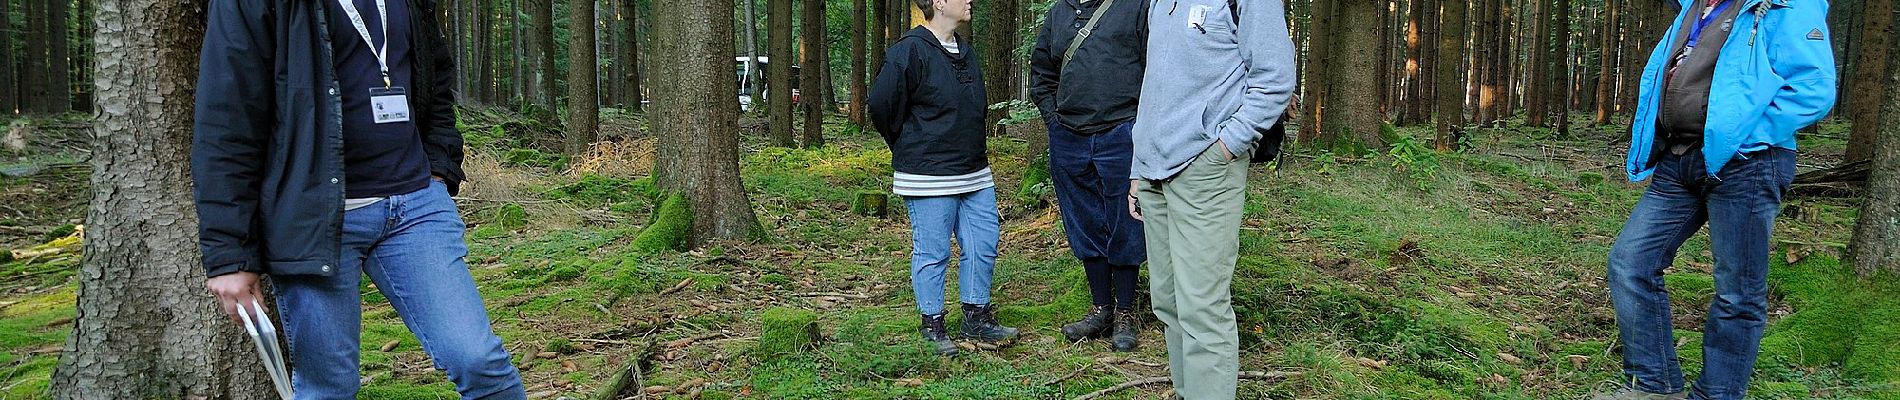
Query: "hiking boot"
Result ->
[[959, 303, 1020, 343], [1060, 305, 1114, 342], [1110, 308, 1141, 352], [1588, 388, 1689, 400], [920, 313, 958, 356]]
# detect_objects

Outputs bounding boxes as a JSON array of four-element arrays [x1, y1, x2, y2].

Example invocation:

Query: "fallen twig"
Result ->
[[1042, 364, 1093, 386], [1070, 371, 1300, 400], [792, 292, 871, 299], [659, 278, 694, 296], [664, 331, 728, 349]]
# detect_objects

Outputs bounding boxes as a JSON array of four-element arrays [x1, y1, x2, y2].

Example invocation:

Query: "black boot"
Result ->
[[1060, 305, 1115, 342], [1110, 308, 1141, 352], [920, 313, 959, 356], [959, 303, 1020, 343]]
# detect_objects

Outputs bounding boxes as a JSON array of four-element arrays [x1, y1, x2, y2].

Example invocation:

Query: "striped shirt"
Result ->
[[894, 168, 994, 197]]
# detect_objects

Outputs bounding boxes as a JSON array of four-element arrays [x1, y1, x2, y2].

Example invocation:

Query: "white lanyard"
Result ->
[[335, 0, 393, 88]]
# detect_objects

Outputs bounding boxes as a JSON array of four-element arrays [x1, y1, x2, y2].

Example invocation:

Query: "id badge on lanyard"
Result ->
[[368, 87, 411, 123], [337, 0, 410, 123]]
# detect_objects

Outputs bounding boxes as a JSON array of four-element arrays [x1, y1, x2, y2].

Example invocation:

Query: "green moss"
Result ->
[[1664, 273, 1715, 309], [1014, 153, 1052, 209], [631, 193, 693, 253], [759, 273, 792, 287], [992, 267, 1089, 328], [358, 382, 459, 399], [757, 307, 820, 361], [490, 203, 527, 229], [1844, 297, 1900, 389], [1577, 172, 1606, 187], [40, 224, 76, 243]]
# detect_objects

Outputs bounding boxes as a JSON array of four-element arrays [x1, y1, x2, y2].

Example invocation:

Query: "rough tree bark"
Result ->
[[1552, 0, 1571, 136], [745, 0, 763, 109], [474, 0, 495, 104], [1, 0, 14, 114], [1403, 0, 1426, 125], [1851, 6, 1900, 277], [800, 0, 828, 147], [50, 0, 276, 397], [981, 0, 1018, 136], [1299, 0, 1335, 142], [1327, 0, 1386, 152], [567, 0, 599, 154], [1526, 0, 1551, 127], [1435, 0, 1468, 151], [620, 0, 644, 110], [1847, 0, 1892, 163], [527, 0, 556, 108], [1593, 0, 1621, 124], [768, 0, 796, 146], [649, 0, 763, 245], [851, 0, 869, 124]]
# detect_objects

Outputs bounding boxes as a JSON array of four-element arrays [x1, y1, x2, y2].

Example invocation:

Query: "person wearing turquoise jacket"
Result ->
[[1599, 0, 1836, 399]]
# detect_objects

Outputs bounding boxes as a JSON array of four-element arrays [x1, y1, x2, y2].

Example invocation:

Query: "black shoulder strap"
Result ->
[[1229, 0, 1239, 26]]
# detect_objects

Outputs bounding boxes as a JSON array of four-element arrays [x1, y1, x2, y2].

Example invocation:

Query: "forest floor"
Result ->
[[0, 110, 1897, 399]]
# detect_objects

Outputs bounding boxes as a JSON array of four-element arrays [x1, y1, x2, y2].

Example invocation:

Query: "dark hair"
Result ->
[[914, 0, 934, 20]]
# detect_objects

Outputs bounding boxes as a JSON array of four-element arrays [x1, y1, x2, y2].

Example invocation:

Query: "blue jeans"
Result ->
[[273, 181, 525, 400], [1607, 148, 1794, 400], [905, 187, 1001, 315]]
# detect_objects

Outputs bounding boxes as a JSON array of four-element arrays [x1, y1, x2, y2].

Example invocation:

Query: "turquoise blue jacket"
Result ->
[[1627, 0, 1837, 182]]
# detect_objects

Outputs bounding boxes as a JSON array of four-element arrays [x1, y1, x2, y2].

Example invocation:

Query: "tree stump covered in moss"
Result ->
[[493, 203, 528, 229], [851, 191, 888, 217], [756, 307, 820, 360]]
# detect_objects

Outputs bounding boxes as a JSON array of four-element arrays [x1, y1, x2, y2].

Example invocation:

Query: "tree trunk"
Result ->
[[1327, 0, 1386, 152], [22, 0, 46, 114], [1470, 0, 1492, 125], [649, 0, 763, 245], [981, 0, 1018, 136], [871, 0, 887, 80], [620, 0, 643, 110], [51, 0, 277, 397], [1552, 0, 1571, 136], [851, 0, 869, 124], [1299, 0, 1335, 143], [71, 0, 96, 112], [1525, 0, 1550, 127], [46, 0, 72, 113], [527, 0, 556, 108], [1416, 0, 1436, 125], [1852, 14, 1900, 276], [1436, 0, 1468, 151], [1847, 0, 1892, 163], [1593, 0, 1621, 124], [1, 0, 14, 115], [474, 0, 494, 104], [567, 0, 599, 154], [1402, 0, 1424, 125], [800, 0, 828, 147], [745, 0, 763, 110], [768, 0, 796, 146]]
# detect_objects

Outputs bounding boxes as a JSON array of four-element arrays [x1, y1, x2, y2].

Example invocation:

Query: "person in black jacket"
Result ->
[[194, 0, 524, 398], [867, 0, 1020, 357], [1030, 0, 1148, 352]]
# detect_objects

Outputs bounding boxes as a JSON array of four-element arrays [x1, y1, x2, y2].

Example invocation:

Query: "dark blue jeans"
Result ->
[[1606, 148, 1795, 400], [274, 181, 526, 400]]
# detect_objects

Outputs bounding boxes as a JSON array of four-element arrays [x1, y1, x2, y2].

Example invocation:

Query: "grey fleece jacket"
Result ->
[[1131, 0, 1296, 180]]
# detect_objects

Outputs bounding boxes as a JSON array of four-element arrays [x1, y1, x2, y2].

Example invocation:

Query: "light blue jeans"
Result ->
[[273, 181, 525, 400], [904, 187, 1001, 315]]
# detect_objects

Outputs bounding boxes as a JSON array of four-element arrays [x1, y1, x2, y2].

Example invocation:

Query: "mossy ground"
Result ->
[[0, 112, 1893, 399]]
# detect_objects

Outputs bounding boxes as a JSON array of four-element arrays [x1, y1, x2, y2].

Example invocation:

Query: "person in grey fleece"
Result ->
[[1127, 0, 1294, 398]]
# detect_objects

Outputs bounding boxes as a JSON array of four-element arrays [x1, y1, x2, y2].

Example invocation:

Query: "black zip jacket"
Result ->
[[1030, 0, 1147, 135], [868, 27, 990, 176], [192, 0, 465, 278]]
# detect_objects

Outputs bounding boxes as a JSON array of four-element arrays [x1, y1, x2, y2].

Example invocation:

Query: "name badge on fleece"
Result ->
[[368, 87, 411, 124], [1188, 4, 1210, 29]]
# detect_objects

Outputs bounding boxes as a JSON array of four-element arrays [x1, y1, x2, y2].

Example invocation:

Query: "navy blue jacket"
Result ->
[[867, 27, 990, 177], [192, 0, 464, 278]]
